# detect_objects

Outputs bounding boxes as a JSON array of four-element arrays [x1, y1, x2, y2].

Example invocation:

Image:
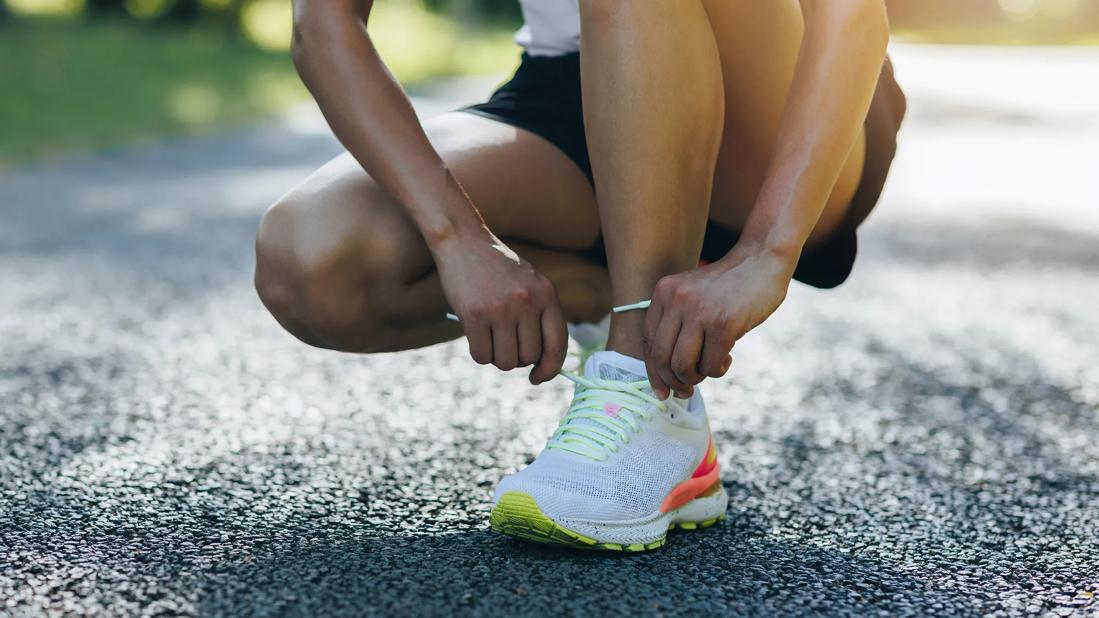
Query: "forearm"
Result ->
[[729, 0, 889, 265], [291, 1, 487, 249]]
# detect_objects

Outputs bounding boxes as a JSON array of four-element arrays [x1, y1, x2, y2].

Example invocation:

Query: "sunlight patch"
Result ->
[[7, 0, 83, 17], [169, 83, 221, 127], [241, 0, 293, 52]]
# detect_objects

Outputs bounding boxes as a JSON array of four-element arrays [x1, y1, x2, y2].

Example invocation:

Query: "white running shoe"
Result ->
[[490, 351, 727, 551]]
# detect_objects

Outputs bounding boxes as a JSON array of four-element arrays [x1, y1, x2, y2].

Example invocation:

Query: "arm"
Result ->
[[292, 0, 480, 245], [645, 0, 889, 399], [292, 0, 567, 381], [730, 0, 889, 261]]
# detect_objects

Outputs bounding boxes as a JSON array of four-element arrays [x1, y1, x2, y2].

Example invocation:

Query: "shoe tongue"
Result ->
[[555, 351, 650, 456], [584, 351, 648, 383]]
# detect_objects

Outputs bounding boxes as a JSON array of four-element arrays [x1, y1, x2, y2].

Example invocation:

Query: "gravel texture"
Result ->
[[1, 46, 1097, 617]]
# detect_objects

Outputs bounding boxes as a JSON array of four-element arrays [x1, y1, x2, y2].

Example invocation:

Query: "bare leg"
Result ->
[[255, 113, 610, 354], [579, 0, 724, 359]]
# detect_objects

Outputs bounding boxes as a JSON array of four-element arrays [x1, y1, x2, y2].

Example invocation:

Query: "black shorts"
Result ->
[[464, 53, 906, 289]]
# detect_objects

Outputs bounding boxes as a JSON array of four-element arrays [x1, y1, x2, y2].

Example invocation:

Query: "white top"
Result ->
[[515, 0, 582, 57]]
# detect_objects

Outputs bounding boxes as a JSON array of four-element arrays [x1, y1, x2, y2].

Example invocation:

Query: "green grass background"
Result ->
[[0, 6, 518, 165]]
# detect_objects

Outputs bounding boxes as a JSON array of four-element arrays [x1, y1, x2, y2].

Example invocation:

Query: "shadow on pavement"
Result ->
[[190, 517, 981, 616]]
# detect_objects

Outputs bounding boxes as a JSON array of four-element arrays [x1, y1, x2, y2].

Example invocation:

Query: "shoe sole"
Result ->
[[489, 489, 726, 552]]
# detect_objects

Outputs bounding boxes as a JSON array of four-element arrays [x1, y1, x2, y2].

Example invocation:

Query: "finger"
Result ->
[[516, 312, 542, 368], [670, 321, 705, 389], [698, 326, 734, 378], [642, 292, 665, 359], [647, 313, 684, 400], [644, 352, 669, 403], [465, 318, 493, 366], [530, 301, 568, 384], [492, 320, 519, 372]]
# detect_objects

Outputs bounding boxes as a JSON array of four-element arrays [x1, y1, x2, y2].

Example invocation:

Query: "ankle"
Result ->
[[605, 313, 646, 360], [605, 339, 644, 360]]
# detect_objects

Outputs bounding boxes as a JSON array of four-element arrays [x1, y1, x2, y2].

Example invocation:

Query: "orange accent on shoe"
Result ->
[[660, 464, 720, 513], [691, 439, 717, 479]]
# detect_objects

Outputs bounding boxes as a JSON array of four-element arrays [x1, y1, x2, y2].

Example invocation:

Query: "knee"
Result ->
[[254, 192, 393, 351]]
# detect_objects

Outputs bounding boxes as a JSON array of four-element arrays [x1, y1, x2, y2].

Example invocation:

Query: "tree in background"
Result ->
[[79, 0, 244, 32], [85, 0, 127, 18], [424, 0, 519, 22], [70, 0, 522, 35]]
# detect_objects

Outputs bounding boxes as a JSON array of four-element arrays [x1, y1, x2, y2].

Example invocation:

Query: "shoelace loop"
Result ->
[[545, 371, 675, 461]]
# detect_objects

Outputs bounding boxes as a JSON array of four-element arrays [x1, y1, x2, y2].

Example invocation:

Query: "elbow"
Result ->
[[290, 0, 359, 68], [290, 26, 307, 72], [289, 4, 319, 70], [290, 0, 374, 71]]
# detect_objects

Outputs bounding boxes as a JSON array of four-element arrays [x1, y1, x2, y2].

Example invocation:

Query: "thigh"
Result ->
[[702, 0, 866, 249], [289, 111, 601, 284]]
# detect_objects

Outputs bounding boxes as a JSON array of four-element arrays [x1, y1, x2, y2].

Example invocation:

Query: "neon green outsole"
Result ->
[[489, 491, 724, 552]]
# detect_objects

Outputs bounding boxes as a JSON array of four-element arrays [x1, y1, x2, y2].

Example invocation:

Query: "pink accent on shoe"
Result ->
[[603, 403, 621, 418], [660, 464, 720, 513]]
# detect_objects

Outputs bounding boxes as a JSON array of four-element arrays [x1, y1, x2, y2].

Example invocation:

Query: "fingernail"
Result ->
[[720, 357, 732, 374]]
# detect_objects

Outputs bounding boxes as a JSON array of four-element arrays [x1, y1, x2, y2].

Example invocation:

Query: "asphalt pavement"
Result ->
[[1, 45, 1098, 616]]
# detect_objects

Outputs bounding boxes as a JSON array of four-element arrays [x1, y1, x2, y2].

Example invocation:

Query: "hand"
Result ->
[[434, 231, 568, 384], [643, 247, 796, 400]]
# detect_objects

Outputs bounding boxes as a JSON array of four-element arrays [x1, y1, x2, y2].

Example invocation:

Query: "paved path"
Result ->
[[2, 45, 1098, 616]]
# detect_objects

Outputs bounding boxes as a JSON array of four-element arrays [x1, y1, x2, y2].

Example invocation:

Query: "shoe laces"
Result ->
[[545, 371, 682, 461]]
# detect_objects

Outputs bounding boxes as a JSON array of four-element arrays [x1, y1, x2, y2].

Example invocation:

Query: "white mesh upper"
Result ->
[[496, 429, 700, 521], [495, 351, 711, 522]]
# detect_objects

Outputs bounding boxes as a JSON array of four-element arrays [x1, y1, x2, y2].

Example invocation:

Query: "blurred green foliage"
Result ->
[[2, 0, 1096, 164], [0, 20, 305, 162], [0, 1, 520, 163], [413, 0, 520, 22], [8, 0, 521, 29]]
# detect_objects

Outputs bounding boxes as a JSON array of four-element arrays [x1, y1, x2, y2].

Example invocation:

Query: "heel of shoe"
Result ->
[[668, 481, 728, 530]]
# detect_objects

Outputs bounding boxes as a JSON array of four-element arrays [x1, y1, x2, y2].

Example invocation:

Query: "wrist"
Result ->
[[720, 235, 802, 273], [417, 196, 490, 253], [399, 165, 488, 251], [422, 215, 484, 253]]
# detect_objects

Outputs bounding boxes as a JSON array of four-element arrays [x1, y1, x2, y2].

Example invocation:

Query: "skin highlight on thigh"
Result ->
[[702, 0, 867, 250]]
